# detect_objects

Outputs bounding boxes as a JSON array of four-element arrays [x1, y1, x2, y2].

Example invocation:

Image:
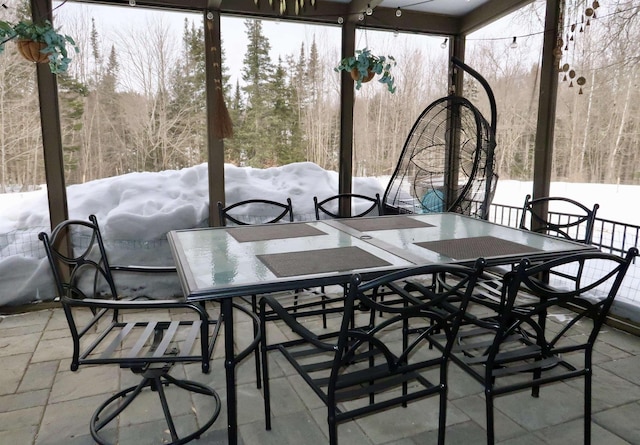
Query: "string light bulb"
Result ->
[[337, 16, 344, 24], [440, 38, 448, 49], [510, 36, 518, 48], [128, 0, 135, 5], [365, 4, 373, 15], [395, 7, 402, 17]]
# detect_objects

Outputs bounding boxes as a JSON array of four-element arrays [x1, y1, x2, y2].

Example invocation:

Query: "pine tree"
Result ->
[[238, 19, 274, 166]]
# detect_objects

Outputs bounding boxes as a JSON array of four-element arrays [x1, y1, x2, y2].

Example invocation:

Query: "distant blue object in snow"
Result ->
[[421, 189, 444, 213]]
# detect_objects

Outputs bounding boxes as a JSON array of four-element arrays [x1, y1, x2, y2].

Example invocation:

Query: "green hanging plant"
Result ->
[[0, 19, 79, 74], [335, 47, 396, 93]]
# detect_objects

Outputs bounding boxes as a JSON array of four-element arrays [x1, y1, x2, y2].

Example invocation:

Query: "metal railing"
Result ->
[[489, 202, 640, 329]]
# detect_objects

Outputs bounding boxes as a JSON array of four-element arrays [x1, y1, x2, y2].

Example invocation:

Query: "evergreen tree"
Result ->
[[167, 19, 207, 167], [225, 80, 244, 164], [238, 19, 274, 166]]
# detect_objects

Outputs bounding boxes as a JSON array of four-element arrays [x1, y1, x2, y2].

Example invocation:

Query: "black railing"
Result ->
[[488, 202, 640, 256], [489, 202, 640, 329]]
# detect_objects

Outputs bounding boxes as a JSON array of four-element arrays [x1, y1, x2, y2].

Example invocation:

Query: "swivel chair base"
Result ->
[[90, 364, 221, 445]]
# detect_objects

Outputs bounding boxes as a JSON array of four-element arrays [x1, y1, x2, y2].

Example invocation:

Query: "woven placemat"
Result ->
[[226, 223, 326, 243], [338, 216, 434, 232], [257, 246, 392, 277], [414, 236, 541, 260]]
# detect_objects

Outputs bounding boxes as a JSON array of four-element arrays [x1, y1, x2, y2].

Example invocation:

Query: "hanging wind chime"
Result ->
[[253, 0, 316, 15], [555, 0, 599, 95]]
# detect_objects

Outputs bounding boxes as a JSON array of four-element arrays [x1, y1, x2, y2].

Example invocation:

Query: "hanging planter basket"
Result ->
[[335, 48, 396, 93], [350, 68, 375, 83], [16, 39, 49, 63]]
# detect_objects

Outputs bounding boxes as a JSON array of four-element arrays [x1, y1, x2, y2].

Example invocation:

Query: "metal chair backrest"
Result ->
[[313, 193, 383, 219], [39, 214, 118, 302], [519, 194, 599, 244], [218, 198, 294, 226]]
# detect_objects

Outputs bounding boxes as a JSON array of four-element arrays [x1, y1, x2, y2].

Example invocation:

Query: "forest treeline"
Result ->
[[0, 1, 639, 192]]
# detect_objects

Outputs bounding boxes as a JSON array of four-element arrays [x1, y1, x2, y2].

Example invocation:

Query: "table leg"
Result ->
[[222, 298, 238, 445]]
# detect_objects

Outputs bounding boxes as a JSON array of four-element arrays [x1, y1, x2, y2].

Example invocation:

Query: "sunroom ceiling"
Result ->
[[80, 0, 533, 35]]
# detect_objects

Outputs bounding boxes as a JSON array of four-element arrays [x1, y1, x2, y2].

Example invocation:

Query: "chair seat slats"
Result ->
[[101, 322, 137, 360], [153, 321, 180, 357], [180, 321, 202, 356], [128, 321, 158, 359], [332, 371, 425, 402], [491, 356, 560, 377]]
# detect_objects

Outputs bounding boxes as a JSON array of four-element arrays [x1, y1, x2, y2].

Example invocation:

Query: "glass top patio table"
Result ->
[[168, 213, 596, 302], [167, 212, 597, 445]]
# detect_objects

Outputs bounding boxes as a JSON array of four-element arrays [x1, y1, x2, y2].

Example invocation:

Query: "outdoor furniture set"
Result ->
[[38, 193, 637, 445]]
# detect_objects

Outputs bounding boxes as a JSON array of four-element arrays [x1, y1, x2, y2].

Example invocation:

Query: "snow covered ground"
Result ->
[[1, 162, 638, 315]]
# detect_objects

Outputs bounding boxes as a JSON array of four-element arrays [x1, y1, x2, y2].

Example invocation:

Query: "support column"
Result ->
[[532, 0, 562, 223], [338, 21, 356, 217], [32, 0, 68, 230], [204, 9, 226, 227]]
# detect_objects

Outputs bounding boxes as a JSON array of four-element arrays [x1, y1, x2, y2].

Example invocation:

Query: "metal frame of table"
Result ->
[[167, 213, 596, 444]]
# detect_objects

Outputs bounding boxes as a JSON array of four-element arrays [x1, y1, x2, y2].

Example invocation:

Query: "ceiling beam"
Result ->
[[459, 0, 534, 34], [361, 7, 460, 35], [76, 0, 206, 12]]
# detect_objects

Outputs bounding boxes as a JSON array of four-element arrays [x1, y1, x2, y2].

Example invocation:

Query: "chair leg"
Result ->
[[154, 375, 179, 442], [485, 390, 495, 445], [251, 294, 262, 389], [438, 386, 447, 445], [92, 376, 149, 434], [585, 371, 592, 445], [260, 312, 272, 430], [328, 409, 338, 445]]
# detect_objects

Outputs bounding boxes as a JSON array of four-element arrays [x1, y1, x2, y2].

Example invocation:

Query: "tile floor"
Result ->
[[1, 303, 640, 445]]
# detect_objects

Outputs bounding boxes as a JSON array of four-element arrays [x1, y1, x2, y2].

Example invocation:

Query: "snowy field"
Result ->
[[0, 162, 638, 317]]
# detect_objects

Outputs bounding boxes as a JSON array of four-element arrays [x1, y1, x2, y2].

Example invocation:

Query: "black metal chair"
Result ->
[[519, 194, 599, 244], [259, 260, 485, 445], [218, 198, 293, 226], [39, 215, 222, 445], [314, 193, 383, 219], [435, 248, 638, 445], [471, 194, 601, 309]]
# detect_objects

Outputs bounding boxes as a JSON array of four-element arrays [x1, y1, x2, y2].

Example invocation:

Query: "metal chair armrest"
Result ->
[[260, 295, 336, 352]]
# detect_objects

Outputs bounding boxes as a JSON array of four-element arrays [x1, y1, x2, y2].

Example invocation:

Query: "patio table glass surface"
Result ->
[[168, 219, 415, 300], [323, 213, 595, 266]]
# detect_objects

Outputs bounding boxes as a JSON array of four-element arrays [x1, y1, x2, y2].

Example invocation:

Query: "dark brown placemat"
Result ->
[[226, 224, 327, 243], [414, 236, 541, 260], [257, 246, 392, 277], [338, 216, 434, 232]]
